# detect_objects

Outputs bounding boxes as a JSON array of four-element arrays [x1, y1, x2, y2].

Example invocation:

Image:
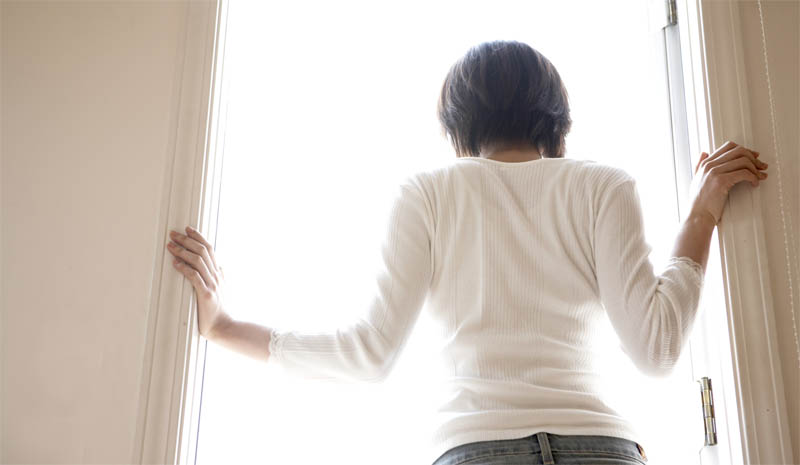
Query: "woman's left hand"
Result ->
[[166, 226, 231, 339]]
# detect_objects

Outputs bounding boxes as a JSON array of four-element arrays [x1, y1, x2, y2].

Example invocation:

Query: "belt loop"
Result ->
[[536, 432, 555, 465]]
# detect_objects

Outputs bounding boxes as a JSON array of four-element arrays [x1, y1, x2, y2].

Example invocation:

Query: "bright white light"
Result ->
[[196, 1, 700, 464]]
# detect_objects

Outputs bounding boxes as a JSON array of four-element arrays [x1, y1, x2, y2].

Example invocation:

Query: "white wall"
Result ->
[[1, 2, 189, 462], [0, 1, 797, 464], [739, 2, 800, 464]]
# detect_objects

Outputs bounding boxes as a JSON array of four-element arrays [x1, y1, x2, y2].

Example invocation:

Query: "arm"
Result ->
[[167, 227, 275, 363], [594, 177, 706, 378], [266, 178, 434, 383], [669, 209, 716, 275], [670, 141, 767, 273], [206, 314, 274, 364], [167, 175, 433, 379]]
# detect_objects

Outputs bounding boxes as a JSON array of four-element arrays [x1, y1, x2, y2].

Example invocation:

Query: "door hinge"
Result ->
[[667, 0, 678, 26], [698, 377, 718, 446]]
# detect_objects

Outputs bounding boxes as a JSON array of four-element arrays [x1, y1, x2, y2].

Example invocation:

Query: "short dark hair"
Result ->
[[437, 41, 572, 158]]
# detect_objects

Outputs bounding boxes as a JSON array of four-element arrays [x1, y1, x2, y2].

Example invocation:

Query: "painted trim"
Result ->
[[676, 1, 745, 463], [177, 0, 230, 463], [678, 0, 794, 463], [132, 0, 225, 463]]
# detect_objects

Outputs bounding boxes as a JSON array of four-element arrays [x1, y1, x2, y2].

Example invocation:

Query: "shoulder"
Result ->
[[402, 157, 636, 195], [573, 159, 636, 199], [398, 162, 456, 198]]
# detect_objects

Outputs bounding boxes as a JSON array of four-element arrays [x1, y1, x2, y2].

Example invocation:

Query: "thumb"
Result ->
[[695, 151, 708, 174]]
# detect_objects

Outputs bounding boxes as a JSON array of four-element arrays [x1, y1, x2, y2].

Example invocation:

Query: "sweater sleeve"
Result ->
[[594, 177, 705, 377], [267, 177, 434, 383]]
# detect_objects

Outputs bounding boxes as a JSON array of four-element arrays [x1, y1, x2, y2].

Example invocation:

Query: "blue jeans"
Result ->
[[432, 432, 648, 465]]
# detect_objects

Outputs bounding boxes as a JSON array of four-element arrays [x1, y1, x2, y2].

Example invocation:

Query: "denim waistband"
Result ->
[[538, 433, 646, 464], [432, 432, 647, 465]]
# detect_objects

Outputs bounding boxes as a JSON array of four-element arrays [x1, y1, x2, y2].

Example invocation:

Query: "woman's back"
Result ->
[[415, 155, 703, 462]]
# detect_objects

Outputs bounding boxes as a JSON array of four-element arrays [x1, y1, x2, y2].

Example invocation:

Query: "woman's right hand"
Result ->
[[688, 140, 768, 225]]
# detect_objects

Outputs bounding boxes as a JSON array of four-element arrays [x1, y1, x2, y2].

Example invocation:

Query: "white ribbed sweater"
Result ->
[[268, 156, 705, 463]]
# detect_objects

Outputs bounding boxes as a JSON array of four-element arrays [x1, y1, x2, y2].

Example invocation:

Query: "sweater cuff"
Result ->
[[668, 256, 704, 288], [268, 327, 283, 364]]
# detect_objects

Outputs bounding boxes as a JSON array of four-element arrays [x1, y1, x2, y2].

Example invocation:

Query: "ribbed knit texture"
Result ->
[[268, 156, 705, 464]]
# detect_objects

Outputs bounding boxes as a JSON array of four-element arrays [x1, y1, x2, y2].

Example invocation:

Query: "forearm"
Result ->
[[208, 314, 272, 363], [669, 208, 716, 274]]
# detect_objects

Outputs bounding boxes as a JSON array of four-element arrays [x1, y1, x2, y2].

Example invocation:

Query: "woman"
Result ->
[[166, 41, 768, 465]]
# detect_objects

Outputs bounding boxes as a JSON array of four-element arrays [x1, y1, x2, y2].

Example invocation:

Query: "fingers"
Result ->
[[186, 226, 219, 269], [700, 144, 767, 177], [167, 238, 217, 290], [724, 168, 761, 188], [695, 152, 709, 175], [173, 257, 211, 297], [724, 146, 764, 168], [703, 145, 758, 170], [170, 230, 217, 275], [707, 154, 762, 179], [711, 140, 738, 158]]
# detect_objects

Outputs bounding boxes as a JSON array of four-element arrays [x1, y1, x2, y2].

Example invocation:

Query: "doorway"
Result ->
[[194, 1, 705, 463]]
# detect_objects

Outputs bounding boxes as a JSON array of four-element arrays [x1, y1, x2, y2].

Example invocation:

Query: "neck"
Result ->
[[479, 146, 542, 162]]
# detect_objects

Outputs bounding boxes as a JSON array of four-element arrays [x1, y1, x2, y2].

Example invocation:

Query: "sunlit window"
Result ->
[[196, 1, 700, 464]]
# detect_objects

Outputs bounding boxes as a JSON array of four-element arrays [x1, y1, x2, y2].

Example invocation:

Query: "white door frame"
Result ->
[[131, 0, 794, 463], [131, 0, 228, 463], [676, 0, 794, 464]]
